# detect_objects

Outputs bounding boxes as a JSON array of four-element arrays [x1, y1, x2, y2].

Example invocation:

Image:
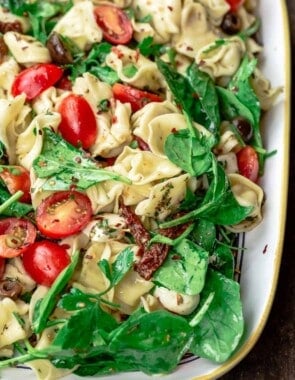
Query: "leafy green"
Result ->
[[156, 58, 211, 129], [190, 269, 244, 363], [98, 247, 134, 290], [164, 129, 213, 176], [66, 42, 119, 84], [153, 239, 208, 295], [190, 219, 216, 253], [160, 160, 253, 228], [187, 64, 221, 133], [107, 309, 193, 375], [32, 128, 131, 191], [0, 186, 32, 217], [2, 0, 73, 44], [32, 250, 80, 334], [137, 36, 163, 57], [210, 244, 235, 279]]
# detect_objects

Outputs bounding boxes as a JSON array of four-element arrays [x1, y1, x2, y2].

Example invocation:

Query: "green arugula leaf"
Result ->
[[32, 250, 80, 334], [58, 287, 95, 311], [159, 160, 253, 228], [66, 42, 119, 84], [187, 64, 221, 134], [137, 36, 163, 57], [98, 247, 134, 289], [32, 128, 131, 191], [190, 269, 244, 363], [153, 239, 209, 295]]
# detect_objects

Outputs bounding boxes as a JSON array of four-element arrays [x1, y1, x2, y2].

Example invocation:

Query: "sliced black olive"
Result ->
[[221, 12, 242, 35], [0, 279, 23, 300], [232, 116, 253, 143], [46, 32, 73, 65]]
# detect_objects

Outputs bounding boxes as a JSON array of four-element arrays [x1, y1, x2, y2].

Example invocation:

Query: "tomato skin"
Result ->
[[94, 5, 133, 44], [0, 258, 5, 279], [58, 94, 98, 149], [112, 83, 162, 112], [225, 0, 245, 12], [22, 241, 70, 286], [0, 218, 37, 258], [237, 146, 259, 182], [0, 166, 31, 203], [36, 190, 92, 239], [12, 63, 63, 100]]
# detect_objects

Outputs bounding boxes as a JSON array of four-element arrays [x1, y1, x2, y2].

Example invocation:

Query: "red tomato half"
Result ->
[[0, 218, 37, 258], [36, 191, 92, 239], [226, 0, 245, 12], [22, 240, 70, 286], [0, 258, 5, 279], [12, 63, 63, 100], [94, 5, 133, 44], [0, 165, 31, 203], [112, 83, 162, 112], [58, 94, 98, 149], [237, 145, 259, 183]]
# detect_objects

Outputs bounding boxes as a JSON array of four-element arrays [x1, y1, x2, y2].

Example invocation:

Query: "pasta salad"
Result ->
[[0, 0, 281, 378]]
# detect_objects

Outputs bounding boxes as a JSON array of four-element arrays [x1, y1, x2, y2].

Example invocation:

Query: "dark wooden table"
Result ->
[[221, 1, 295, 379]]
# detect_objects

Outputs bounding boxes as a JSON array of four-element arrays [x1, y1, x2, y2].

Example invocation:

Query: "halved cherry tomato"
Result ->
[[12, 63, 63, 100], [0, 258, 5, 279], [237, 145, 259, 182], [58, 94, 98, 149], [0, 218, 37, 258], [112, 83, 162, 112], [22, 240, 70, 286], [226, 0, 245, 12], [0, 165, 31, 203], [94, 5, 133, 44], [36, 190, 92, 239]]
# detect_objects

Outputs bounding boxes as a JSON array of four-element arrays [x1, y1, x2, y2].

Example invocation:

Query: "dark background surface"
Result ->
[[221, 1, 294, 379]]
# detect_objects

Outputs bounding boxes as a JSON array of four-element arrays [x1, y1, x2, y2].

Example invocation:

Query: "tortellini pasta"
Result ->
[[105, 45, 165, 91], [0, 58, 20, 98], [131, 0, 181, 43], [0, 298, 29, 348], [53, 0, 102, 50], [227, 173, 264, 232], [198, 0, 230, 26], [3, 32, 51, 66], [196, 36, 246, 78], [172, 1, 217, 58]]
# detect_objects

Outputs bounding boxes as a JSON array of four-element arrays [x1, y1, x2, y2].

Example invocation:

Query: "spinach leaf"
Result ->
[[0, 186, 32, 217], [153, 238, 208, 296], [190, 219, 216, 253], [164, 129, 213, 176], [210, 244, 235, 279], [53, 302, 117, 351], [33, 128, 131, 191], [216, 86, 255, 126], [187, 64, 221, 134], [32, 250, 80, 334], [108, 309, 192, 375], [190, 269, 244, 363], [156, 58, 210, 128]]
